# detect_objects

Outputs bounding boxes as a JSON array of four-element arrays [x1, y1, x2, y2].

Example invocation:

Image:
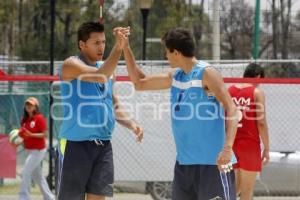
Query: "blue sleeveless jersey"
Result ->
[[171, 61, 236, 165], [58, 57, 115, 141]]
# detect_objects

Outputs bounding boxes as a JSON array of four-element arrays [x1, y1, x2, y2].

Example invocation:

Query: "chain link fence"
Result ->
[[1, 60, 300, 198]]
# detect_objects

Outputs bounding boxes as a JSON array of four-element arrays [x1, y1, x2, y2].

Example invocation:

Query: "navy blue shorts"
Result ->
[[172, 162, 236, 200], [56, 140, 114, 200]]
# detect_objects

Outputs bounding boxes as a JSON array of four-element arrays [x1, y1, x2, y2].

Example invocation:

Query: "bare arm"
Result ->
[[27, 132, 47, 138], [113, 94, 143, 142], [255, 88, 270, 164], [123, 45, 146, 82], [113, 93, 135, 129], [123, 45, 173, 90], [203, 67, 239, 166], [62, 45, 122, 82]]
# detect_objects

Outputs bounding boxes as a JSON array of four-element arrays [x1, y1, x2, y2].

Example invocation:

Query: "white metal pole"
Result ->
[[212, 0, 220, 61]]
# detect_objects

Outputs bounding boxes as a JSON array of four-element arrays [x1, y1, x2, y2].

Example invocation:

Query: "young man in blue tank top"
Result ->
[[57, 22, 143, 200], [124, 27, 239, 200]]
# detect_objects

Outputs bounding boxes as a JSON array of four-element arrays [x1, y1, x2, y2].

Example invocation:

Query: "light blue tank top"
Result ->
[[58, 57, 115, 141], [171, 61, 236, 165]]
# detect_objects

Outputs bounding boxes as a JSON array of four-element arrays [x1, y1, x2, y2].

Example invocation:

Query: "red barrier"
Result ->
[[0, 135, 16, 178]]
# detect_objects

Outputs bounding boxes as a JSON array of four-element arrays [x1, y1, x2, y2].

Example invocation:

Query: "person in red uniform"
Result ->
[[228, 63, 270, 200], [18, 97, 54, 200]]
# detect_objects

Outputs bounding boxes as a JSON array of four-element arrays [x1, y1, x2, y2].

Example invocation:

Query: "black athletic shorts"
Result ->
[[56, 139, 114, 200], [172, 161, 236, 200]]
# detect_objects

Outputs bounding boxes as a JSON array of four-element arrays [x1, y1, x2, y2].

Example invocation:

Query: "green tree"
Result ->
[[123, 0, 210, 60], [0, 0, 127, 62]]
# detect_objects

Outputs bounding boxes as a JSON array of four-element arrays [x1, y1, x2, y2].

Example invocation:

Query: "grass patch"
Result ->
[[0, 184, 42, 195]]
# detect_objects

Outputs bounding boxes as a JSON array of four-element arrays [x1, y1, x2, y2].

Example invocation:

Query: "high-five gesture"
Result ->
[[113, 27, 130, 50]]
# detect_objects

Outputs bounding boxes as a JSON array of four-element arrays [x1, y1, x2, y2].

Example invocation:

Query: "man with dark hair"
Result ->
[[57, 22, 143, 200], [77, 21, 105, 49], [124, 27, 239, 200], [228, 63, 270, 200], [161, 28, 195, 57]]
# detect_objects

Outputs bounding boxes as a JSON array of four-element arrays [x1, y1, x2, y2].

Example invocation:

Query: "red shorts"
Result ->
[[233, 139, 262, 172]]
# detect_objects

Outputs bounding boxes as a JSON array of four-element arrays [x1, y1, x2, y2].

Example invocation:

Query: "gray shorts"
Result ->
[[56, 140, 113, 200]]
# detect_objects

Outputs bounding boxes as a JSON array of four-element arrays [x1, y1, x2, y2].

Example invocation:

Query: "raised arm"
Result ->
[[202, 67, 239, 167], [61, 28, 127, 82], [123, 43, 173, 90], [254, 88, 270, 165]]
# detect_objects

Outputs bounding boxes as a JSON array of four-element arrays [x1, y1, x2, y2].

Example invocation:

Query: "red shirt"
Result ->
[[228, 85, 260, 142], [20, 114, 47, 150]]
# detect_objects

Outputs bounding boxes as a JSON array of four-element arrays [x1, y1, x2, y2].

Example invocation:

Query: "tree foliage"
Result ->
[[0, 0, 299, 71]]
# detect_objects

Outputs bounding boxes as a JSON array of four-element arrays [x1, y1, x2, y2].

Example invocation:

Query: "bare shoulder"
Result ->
[[202, 66, 223, 85], [62, 56, 79, 69], [61, 57, 76, 81], [61, 56, 86, 81], [254, 87, 265, 101], [167, 68, 177, 78], [62, 57, 75, 71], [204, 66, 222, 77]]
